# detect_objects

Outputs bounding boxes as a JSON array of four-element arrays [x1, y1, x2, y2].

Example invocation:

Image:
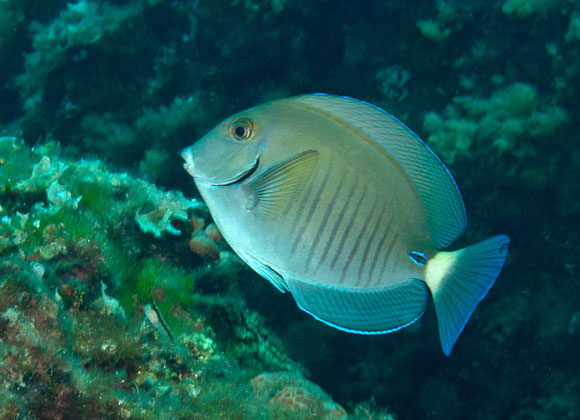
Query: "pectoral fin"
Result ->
[[243, 150, 319, 219]]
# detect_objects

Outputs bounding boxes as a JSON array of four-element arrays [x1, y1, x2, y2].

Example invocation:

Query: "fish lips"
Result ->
[[211, 156, 260, 186], [181, 147, 197, 178], [181, 147, 260, 187]]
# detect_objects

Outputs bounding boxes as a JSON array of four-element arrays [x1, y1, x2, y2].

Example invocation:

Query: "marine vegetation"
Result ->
[[1, 0, 580, 419], [0, 137, 387, 419]]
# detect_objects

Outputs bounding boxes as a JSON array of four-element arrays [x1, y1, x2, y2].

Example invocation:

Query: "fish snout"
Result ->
[[181, 147, 196, 178]]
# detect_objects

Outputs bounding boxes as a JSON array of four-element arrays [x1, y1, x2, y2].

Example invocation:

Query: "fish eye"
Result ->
[[231, 119, 254, 142]]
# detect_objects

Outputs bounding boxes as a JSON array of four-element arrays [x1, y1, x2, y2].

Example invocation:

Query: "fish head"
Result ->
[[181, 108, 268, 186]]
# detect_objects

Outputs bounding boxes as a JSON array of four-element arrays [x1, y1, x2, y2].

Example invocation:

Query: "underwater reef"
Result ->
[[1, 0, 580, 419], [0, 137, 379, 419]]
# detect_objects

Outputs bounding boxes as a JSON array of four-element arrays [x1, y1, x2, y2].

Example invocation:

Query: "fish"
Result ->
[[143, 303, 174, 342], [181, 94, 510, 355]]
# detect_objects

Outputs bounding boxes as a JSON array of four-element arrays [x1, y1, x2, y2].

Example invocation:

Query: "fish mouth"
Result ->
[[181, 148, 196, 178], [212, 156, 260, 186]]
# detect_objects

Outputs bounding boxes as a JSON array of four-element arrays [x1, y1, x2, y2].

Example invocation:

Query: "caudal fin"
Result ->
[[425, 234, 510, 355]]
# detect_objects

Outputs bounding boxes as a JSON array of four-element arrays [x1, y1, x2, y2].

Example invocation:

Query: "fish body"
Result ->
[[182, 94, 509, 355]]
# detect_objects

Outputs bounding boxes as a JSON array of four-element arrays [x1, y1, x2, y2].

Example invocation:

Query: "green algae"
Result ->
[[423, 82, 569, 166], [0, 137, 366, 420], [1, 1, 578, 419], [1, 136, 204, 316]]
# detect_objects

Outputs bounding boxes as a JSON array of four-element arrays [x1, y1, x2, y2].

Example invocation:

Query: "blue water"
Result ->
[[1, 1, 578, 419]]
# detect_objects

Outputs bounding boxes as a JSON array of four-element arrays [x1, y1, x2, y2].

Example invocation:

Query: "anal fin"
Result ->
[[285, 276, 428, 334]]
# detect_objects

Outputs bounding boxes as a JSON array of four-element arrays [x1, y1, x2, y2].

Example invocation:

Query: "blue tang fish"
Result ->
[[182, 94, 510, 355]]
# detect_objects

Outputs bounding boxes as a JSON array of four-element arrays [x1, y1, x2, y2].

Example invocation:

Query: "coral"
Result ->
[[568, 309, 580, 335], [566, 10, 580, 42], [189, 235, 220, 261], [1, 1, 579, 419], [134, 189, 199, 238], [81, 95, 207, 180], [351, 401, 397, 420], [416, 19, 450, 42], [17, 0, 163, 104], [501, 0, 560, 17], [187, 219, 229, 263], [0, 137, 324, 419], [376, 65, 411, 102], [252, 372, 347, 419], [0, 0, 22, 48], [415, 0, 473, 41], [423, 82, 568, 173], [204, 223, 223, 244]]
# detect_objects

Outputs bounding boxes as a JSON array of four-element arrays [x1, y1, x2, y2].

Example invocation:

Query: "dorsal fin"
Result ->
[[294, 94, 466, 249]]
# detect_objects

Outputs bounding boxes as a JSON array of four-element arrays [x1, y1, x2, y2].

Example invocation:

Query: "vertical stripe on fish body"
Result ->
[[182, 94, 510, 355]]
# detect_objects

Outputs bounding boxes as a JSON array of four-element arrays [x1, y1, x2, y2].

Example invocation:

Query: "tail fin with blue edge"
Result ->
[[425, 234, 510, 355]]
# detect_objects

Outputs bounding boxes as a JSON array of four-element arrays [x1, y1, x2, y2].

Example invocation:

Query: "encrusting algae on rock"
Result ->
[[0, 0, 579, 418], [252, 372, 347, 419], [1, 136, 389, 419]]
